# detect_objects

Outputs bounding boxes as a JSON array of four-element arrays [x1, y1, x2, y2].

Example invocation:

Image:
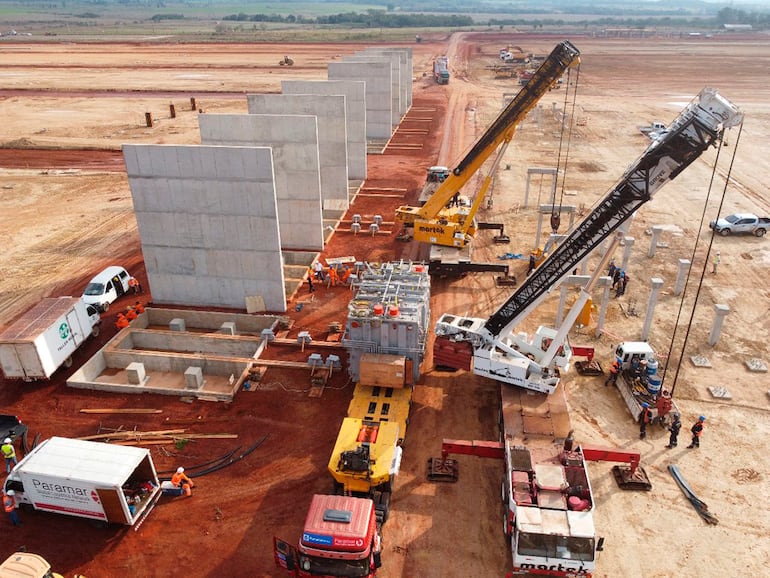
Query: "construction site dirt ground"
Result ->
[[0, 33, 768, 577]]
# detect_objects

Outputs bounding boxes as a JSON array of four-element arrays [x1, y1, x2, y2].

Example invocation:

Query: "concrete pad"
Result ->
[[690, 355, 712, 368], [282, 79, 367, 179], [67, 308, 283, 402], [329, 60, 392, 140], [247, 93, 349, 210], [123, 144, 287, 312], [199, 113, 324, 251]]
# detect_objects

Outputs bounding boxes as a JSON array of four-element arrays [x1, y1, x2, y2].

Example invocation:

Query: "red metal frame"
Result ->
[[441, 439, 505, 460], [581, 445, 640, 475]]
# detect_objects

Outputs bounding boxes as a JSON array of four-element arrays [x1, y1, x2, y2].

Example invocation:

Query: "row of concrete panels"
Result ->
[[125, 47, 413, 313]]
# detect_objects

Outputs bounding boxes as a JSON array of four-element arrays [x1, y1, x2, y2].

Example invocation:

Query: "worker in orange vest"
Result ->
[[3, 490, 19, 526], [128, 276, 143, 294], [133, 301, 145, 314], [340, 266, 352, 286], [605, 358, 621, 386], [125, 306, 138, 321], [115, 313, 130, 330], [328, 266, 339, 287], [171, 467, 194, 497], [687, 416, 706, 448]]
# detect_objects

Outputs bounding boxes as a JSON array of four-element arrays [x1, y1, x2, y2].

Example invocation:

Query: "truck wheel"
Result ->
[[101, 302, 110, 312], [719, 228, 731, 236], [64, 356, 73, 368], [91, 324, 101, 338], [755, 228, 766, 237]]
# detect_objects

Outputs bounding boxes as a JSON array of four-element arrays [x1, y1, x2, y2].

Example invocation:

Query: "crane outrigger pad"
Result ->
[[427, 457, 459, 482], [611, 465, 652, 491]]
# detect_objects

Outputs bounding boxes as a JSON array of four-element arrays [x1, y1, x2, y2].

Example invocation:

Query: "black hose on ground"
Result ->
[[191, 435, 269, 477], [157, 447, 241, 477]]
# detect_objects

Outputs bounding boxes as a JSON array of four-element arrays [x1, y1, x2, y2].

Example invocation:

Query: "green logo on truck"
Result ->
[[59, 322, 69, 340]]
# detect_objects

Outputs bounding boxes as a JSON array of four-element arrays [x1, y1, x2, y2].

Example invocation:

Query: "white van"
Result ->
[[81, 266, 131, 312]]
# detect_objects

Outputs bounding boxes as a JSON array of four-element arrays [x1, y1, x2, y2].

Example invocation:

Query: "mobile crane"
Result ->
[[434, 87, 743, 393], [395, 40, 581, 277]]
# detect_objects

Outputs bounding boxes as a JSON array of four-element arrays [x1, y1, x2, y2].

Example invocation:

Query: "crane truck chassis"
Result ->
[[432, 87, 743, 394], [428, 384, 650, 577]]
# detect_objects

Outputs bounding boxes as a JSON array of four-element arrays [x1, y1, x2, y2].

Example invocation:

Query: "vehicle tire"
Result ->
[[91, 324, 101, 338], [101, 302, 110, 312], [64, 356, 73, 368], [755, 228, 766, 237], [719, 228, 731, 236]]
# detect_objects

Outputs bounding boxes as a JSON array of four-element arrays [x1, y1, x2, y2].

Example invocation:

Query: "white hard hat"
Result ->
[[3, 438, 10, 444], [6, 490, 14, 496], [176, 467, 184, 474]]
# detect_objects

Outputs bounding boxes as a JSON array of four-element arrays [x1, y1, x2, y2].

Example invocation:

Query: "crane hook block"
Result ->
[[550, 212, 561, 233]]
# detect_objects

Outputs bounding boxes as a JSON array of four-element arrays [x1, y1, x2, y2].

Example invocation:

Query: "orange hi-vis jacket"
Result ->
[[171, 471, 193, 487], [3, 495, 15, 513]]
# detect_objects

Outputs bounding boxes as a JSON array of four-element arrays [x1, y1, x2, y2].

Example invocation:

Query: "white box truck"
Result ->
[[0, 297, 101, 381], [3, 437, 161, 527]]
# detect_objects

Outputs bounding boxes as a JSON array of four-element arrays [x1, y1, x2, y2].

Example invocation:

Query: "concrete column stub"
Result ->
[[648, 226, 664, 258], [709, 303, 730, 347], [674, 259, 691, 296], [621, 237, 635, 270], [641, 277, 664, 341]]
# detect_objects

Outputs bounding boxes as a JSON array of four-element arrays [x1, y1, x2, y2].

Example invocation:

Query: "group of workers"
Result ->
[[608, 261, 629, 297], [605, 357, 707, 449], [308, 261, 355, 293], [115, 301, 146, 330]]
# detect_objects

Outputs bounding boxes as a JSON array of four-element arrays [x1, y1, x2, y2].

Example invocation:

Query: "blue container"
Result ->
[[647, 375, 662, 395], [646, 358, 659, 376]]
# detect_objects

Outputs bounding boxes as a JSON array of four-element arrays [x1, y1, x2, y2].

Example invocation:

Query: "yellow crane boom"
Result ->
[[395, 40, 580, 249]]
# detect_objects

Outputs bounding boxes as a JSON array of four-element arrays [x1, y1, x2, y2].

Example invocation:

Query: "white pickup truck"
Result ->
[[709, 213, 770, 237]]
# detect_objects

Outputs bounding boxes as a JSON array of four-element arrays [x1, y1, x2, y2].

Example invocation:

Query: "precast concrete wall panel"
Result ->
[[248, 93, 349, 211], [328, 61, 392, 140], [282, 79, 367, 180], [353, 51, 403, 124], [342, 55, 399, 128], [199, 113, 324, 251], [361, 47, 412, 112], [123, 144, 287, 312]]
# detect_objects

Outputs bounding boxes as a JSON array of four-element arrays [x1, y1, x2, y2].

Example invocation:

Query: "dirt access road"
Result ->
[[0, 33, 769, 577]]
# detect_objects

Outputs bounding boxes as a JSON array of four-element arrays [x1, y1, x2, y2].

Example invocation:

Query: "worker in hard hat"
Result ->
[[605, 358, 621, 387], [666, 413, 682, 449], [3, 489, 19, 526], [687, 416, 706, 448], [1, 437, 16, 473], [125, 306, 138, 321], [133, 301, 146, 314], [638, 402, 653, 439], [115, 313, 130, 330], [171, 467, 194, 497]]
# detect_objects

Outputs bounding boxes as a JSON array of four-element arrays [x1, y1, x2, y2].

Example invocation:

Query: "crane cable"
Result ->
[[551, 64, 581, 232], [663, 118, 743, 399]]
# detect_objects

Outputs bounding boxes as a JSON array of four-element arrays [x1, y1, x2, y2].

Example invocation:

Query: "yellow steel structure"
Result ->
[[395, 40, 580, 249]]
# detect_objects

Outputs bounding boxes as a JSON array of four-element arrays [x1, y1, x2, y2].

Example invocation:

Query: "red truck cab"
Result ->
[[274, 494, 382, 577]]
